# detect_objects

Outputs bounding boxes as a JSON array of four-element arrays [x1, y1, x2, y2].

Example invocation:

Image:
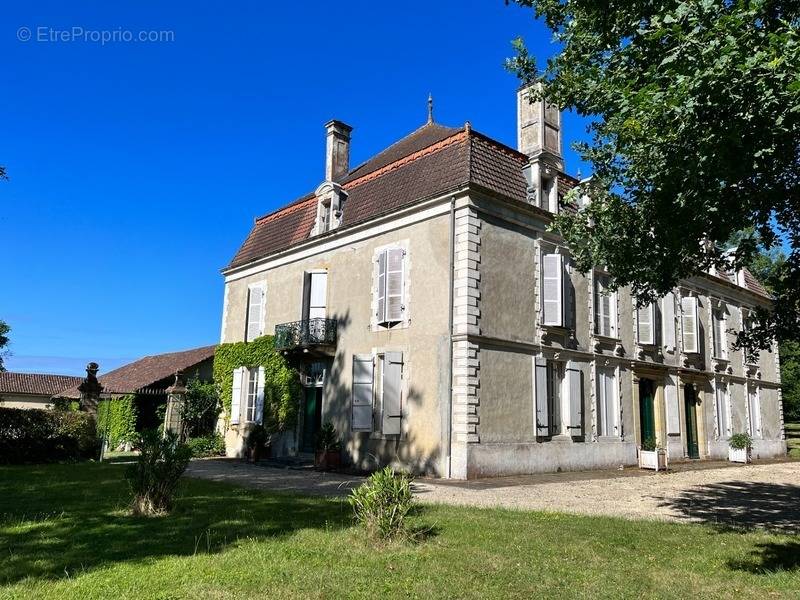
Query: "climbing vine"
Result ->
[[96, 395, 138, 449], [213, 336, 300, 433]]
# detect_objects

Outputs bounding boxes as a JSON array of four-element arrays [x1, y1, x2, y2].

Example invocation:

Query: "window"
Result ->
[[541, 253, 564, 327], [351, 352, 403, 434], [303, 271, 328, 320], [743, 310, 758, 365], [637, 301, 656, 345], [715, 381, 730, 438], [662, 292, 676, 351], [534, 358, 582, 437], [596, 367, 618, 437], [546, 360, 564, 436], [376, 248, 405, 326], [681, 295, 699, 354], [245, 283, 265, 342], [748, 386, 761, 438], [320, 200, 332, 233], [594, 274, 617, 337], [712, 308, 727, 359], [229, 366, 264, 425]]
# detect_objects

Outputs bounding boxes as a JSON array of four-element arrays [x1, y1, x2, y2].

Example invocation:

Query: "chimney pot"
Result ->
[[325, 119, 353, 182]]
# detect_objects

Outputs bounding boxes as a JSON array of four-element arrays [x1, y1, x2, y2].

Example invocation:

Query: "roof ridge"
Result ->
[[345, 129, 469, 191]]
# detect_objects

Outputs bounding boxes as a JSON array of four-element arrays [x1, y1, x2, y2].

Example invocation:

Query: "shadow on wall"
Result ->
[[319, 310, 442, 476], [656, 480, 800, 534]]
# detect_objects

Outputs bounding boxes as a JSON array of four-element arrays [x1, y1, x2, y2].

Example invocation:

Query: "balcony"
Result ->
[[274, 318, 338, 355]]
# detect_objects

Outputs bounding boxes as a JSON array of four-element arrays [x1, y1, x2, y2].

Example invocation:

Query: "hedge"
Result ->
[[96, 395, 138, 449], [0, 407, 98, 464], [213, 335, 300, 433]]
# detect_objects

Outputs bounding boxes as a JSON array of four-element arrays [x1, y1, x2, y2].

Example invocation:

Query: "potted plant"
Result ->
[[728, 432, 752, 463], [245, 424, 269, 463], [315, 422, 342, 470], [638, 437, 668, 471]]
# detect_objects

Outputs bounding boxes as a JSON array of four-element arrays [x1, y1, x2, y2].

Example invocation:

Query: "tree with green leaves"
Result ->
[[507, 0, 799, 352], [0, 320, 10, 372]]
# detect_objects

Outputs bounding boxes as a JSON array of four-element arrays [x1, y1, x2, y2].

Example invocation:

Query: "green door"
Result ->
[[301, 387, 322, 453], [639, 379, 656, 445], [684, 384, 700, 459]]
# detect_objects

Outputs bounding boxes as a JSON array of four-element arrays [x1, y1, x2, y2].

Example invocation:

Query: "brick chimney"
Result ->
[[325, 120, 353, 182]]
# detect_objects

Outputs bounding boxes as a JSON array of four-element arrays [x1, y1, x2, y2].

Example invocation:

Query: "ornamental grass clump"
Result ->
[[348, 466, 414, 542], [126, 429, 192, 516]]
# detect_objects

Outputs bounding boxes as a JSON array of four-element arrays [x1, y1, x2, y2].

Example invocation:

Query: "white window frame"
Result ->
[[594, 273, 618, 338], [596, 366, 619, 438], [712, 306, 728, 360], [245, 282, 265, 342], [244, 367, 259, 423], [715, 381, 731, 439], [546, 360, 565, 436], [636, 301, 656, 346], [540, 252, 564, 327], [681, 294, 700, 354], [748, 385, 762, 439], [372, 242, 410, 331]]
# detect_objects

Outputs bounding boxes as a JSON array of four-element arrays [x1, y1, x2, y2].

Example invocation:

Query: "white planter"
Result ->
[[639, 449, 668, 471], [728, 446, 751, 463]]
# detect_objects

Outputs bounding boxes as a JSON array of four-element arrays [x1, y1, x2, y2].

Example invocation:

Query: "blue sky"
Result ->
[[1, 1, 590, 376]]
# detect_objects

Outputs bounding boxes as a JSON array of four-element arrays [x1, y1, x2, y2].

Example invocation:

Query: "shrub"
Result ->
[[126, 429, 192, 516], [182, 378, 221, 438], [96, 396, 138, 449], [641, 437, 659, 452], [0, 407, 98, 464], [729, 432, 753, 450], [315, 421, 342, 453], [348, 466, 414, 542], [186, 433, 226, 457]]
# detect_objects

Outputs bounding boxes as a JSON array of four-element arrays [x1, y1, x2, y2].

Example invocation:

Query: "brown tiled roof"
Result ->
[[60, 345, 217, 399], [0, 372, 82, 397], [742, 268, 770, 297], [228, 123, 531, 269]]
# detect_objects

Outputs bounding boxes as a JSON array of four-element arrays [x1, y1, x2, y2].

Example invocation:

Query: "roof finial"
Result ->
[[427, 93, 434, 123]]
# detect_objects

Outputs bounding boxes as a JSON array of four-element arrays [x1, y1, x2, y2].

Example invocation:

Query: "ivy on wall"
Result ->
[[96, 395, 138, 449], [213, 335, 300, 433]]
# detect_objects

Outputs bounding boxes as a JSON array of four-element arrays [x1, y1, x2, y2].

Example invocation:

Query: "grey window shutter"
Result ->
[[376, 251, 387, 323], [637, 302, 655, 345], [564, 262, 574, 330], [534, 356, 549, 435], [567, 361, 582, 434], [230, 367, 244, 425], [385, 248, 405, 323], [662, 292, 676, 350], [665, 379, 680, 434], [595, 275, 612, 336], [603, 369, 617, 436], [382, 352, 403, 435], [541, 253, 563, 326], [254, 366, 265, 424], [681, 296, 699, 353], [352, 355, 374, 431]]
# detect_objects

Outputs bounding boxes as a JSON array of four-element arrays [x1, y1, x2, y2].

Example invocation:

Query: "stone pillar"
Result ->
[[78, 362, 104, 458], [164, 370, 188, 441]]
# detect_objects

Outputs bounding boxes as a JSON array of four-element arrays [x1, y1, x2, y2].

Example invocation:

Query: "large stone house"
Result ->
[[219, 90, 785, 478]]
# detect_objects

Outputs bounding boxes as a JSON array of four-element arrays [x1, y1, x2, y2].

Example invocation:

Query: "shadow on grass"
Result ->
[[728, 541, 800, 573], [0, 462, 350, 585], [657, 480, 800, 533]]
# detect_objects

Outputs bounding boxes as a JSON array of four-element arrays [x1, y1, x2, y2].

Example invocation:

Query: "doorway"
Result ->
[[638, 378, 656, 446], [301, 387, 323, 453], [684, 383, 700, 459]]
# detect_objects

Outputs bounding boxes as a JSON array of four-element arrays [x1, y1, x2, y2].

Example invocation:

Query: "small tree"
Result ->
[[126, 430, 191, 516], [181, 378, 220, 438]]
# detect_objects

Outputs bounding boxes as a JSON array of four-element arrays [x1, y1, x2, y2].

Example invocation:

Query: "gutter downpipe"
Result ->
[[446, 195, 456, 478]]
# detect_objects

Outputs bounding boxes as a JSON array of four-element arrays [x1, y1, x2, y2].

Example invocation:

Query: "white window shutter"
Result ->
[[595, 275, 614, 337], [637, 302, 655, 345], [566, 361, 582, 434], [681, 296, 699, 353], [541, 253, 563, 326], [382, 352, 403, 435], [230, 367, 244, 425], [665, 378, 680, 435], [534, 357, 549, 435], [352, 355, 374, 431], [376, 251, 387, 323], [662, 292, 676, 350], [254, 366, 265, 424], [385, 248, 405, 323], [748, 387, 761, 438], [246, 285, 264, 341]]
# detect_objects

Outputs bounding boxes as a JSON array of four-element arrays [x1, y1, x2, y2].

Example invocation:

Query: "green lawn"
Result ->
[[1, 463, 798, 599], [786, 422, 800, 459]]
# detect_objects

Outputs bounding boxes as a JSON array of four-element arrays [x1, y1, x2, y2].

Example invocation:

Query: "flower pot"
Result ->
[[315, 450, 341, 470], [639, 449, 667, 471], [728, 446, 751, 463]]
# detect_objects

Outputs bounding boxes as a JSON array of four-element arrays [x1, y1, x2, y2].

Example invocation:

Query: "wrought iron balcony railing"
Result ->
[[274, 318, 338, 351]]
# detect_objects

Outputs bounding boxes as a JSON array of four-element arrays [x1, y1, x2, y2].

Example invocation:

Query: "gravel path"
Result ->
[[187, 459, 800, 531]]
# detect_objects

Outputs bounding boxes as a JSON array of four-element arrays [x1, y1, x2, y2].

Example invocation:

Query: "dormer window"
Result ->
[[321, 199, 332, 233], [311, 182, 346, 237]]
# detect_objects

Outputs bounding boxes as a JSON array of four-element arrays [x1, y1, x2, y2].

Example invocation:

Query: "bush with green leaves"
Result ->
[[641, 437, 660, 452], [0, 407, 98, 464], [96, 396, 138, 449], [182, 378, 221, 438], [126, 429, 192, 516], [214, 336, 299, 433], [729, 432, 753, 450], [186, 433, 226, 458], [348, 466, 414, 542]]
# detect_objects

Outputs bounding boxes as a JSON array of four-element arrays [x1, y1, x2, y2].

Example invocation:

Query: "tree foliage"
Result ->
[[0, 320, 10, 372], [181, 377, 220, 438], [508, 0, 800, 350]]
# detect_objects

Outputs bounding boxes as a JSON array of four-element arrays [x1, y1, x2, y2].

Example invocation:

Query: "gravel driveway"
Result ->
[[187, 459, 800, 531]]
